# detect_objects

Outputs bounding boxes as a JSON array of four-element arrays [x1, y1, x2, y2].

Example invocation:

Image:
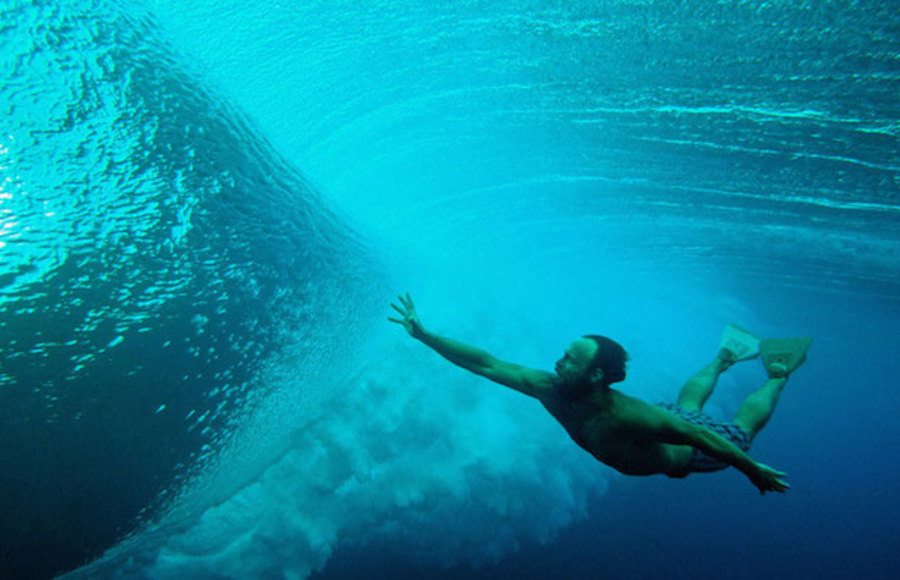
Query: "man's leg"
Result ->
[[676, 357, 731, 412], [733, 377, 788, 440]]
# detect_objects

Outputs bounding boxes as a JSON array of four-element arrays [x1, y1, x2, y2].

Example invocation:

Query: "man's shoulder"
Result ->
[[525, 368, 558, 389], [608, 389, 655, 412], [481, 360, 557, 400], [609, 392, 673, 431]]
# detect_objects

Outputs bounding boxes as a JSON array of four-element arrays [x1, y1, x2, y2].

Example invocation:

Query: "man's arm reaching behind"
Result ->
[[389, 293, 555, 400], [616, 397, 790, 494]]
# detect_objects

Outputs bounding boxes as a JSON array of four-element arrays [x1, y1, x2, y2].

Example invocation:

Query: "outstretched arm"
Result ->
[[388, 293, 555, 400], [675, 423, 789, 494], [619, 399, 790, 494]]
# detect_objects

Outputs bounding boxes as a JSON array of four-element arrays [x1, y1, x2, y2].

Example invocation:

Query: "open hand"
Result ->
[[388, 293, 426, 339], [751, 463, 790, 495]]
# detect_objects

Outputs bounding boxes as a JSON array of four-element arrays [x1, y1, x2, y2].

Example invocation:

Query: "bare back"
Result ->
[[541, 388, 693, 477]]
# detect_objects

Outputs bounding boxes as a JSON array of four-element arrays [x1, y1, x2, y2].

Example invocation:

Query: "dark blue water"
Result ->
[[1, 1, 898, 578]]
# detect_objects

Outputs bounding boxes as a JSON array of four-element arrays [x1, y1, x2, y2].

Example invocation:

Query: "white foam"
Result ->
[[128, 312, 606, 577]]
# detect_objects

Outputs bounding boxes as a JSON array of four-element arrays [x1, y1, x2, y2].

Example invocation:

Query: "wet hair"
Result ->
[[582, 335, 629, 384]]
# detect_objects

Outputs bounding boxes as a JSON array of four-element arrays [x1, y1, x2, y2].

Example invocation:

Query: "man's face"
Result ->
[[554, 338, 598, 386]]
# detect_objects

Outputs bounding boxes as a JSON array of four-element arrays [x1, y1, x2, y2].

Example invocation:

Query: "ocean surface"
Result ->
[[1, 1, 898, 578]]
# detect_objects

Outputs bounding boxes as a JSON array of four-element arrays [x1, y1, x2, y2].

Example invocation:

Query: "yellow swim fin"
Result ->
[[718, 323, 761, 363], [760, 337, 812, 378]]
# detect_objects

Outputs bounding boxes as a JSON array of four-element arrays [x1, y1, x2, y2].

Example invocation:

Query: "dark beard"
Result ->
[[557, 376, 594, 400]]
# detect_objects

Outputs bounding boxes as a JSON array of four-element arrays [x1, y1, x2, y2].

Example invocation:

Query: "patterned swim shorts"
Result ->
[[657, 403, 752, 473]]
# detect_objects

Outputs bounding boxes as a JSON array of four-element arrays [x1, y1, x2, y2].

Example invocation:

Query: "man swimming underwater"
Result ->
[[389, 293, 812, 495]]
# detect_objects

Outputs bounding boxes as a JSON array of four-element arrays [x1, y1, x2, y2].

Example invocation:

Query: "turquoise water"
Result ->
[[1, 1, 898, 578]]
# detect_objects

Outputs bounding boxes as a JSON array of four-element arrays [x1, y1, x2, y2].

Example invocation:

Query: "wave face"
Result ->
[[2, 1, 899, 579], [0, 1, 376, 578]]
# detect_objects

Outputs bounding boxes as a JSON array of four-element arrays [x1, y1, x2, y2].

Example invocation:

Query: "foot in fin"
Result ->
[[718, 324, 761, 365], [760, 337, 812, 378]]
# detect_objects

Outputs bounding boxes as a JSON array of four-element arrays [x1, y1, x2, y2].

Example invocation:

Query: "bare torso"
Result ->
[[541, 388, 694, 477]]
